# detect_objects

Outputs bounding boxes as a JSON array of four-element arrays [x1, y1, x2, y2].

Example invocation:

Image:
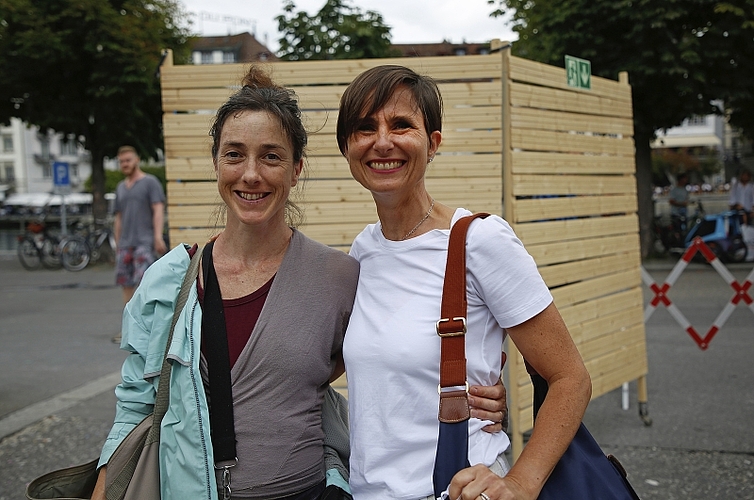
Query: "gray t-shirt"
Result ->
[[114, 174, 165, 248]]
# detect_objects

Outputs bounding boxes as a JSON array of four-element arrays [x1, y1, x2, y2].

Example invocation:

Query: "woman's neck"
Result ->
[[375, 191, 450, 241]]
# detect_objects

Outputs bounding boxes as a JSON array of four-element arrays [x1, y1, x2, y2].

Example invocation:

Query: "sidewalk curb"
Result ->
[[0, 371, 120, 440]]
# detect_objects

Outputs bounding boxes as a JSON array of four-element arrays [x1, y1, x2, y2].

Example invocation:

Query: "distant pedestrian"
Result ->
[[729, 168, 753, 225], [669, 172, 691, 220], [112, 145, 167, 343]]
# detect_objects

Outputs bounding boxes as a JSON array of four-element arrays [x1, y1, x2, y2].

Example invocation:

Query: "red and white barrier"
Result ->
[[643, 237, 754, 350]]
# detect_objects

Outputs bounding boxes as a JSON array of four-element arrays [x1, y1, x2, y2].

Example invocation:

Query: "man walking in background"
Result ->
[[112, 145, 167, 343]]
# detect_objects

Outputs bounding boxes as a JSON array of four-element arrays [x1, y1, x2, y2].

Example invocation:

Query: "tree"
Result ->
[[488, 0, 754, 257], [0, 0, 191, 220], [276, 0, 398, 60]]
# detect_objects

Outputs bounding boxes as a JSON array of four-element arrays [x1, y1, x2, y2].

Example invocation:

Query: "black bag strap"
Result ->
[[201, 242, 237, 465]]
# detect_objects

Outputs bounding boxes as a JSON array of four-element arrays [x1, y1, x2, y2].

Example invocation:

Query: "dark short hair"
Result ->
[[336, 65, 442, 155]]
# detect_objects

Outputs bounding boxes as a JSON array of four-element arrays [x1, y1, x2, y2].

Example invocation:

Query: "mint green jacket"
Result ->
[[99, 245, 217, 499]]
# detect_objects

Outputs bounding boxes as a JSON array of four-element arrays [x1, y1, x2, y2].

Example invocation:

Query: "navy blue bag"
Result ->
[[531, 372, 641, 500]]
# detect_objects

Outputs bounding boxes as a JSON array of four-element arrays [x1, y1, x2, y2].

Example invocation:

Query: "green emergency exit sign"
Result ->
[[565, 55, 591, 90]]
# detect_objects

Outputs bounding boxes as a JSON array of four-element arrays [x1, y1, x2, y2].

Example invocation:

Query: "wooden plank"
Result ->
[[164, 105, 504, 139], [576, 319, 645, 360], [572, 306, 645, 346], [168, 190, 502, 227], [170, 221, 370, 248], [162, 79, 503, 113], [558, 288, 644, 329], [510, 82, 632, 118], [551, 269, 641, 309], [586, 341, 648, 397], [167, 176, 502, 206], [511, 151, 635, 175], [538, 250, 640, 288], [511, 107, 633, 136], [511, 128, 634, 156], [166, 154, 502, 181], [165, 157, 217, 181], [512, 174, 636, 196], [512, 194, 638, 223], [516, 336, 648, 395], [167, 129, 504, 157], [512, 214, 638, 246], [509, 55, 632, 103], [161, 54, 504, 90], [527, 233, 638, 266]]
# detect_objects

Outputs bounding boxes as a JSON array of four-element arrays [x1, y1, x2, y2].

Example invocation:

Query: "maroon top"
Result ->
[[191, 244, 274, 367]]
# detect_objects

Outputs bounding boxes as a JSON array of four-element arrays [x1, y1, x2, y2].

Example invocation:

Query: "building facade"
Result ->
[[0, 118, 92, 200]]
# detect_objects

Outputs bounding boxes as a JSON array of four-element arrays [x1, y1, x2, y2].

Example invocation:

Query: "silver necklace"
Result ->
[[388, 198, 435, 241]]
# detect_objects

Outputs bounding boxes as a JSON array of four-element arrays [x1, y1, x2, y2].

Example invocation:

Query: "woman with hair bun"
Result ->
[[91, 65, 359, 500]]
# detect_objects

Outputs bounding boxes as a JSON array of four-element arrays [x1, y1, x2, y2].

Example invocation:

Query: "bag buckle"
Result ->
[[215, 458, 237, 500], [436, 317, 466, 337]]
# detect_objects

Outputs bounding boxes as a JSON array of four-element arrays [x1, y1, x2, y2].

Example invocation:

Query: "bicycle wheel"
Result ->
[[60, 236, 91, 272], [17, 237, 41, 270], [41, 234, 63, 269]]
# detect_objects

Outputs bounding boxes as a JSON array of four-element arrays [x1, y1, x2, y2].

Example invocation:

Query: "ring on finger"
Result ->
[[479, 493, 491, 500]]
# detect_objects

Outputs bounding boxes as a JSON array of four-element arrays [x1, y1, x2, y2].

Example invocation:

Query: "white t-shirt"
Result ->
[[343, 209, 553, 500]]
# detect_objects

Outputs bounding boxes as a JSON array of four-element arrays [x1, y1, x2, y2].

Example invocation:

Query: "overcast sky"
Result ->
[[178, 0, 517, 53]]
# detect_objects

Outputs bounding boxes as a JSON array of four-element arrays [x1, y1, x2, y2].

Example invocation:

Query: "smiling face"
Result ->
[[214, 110, 302, 231], [344, 86, 441, 201]]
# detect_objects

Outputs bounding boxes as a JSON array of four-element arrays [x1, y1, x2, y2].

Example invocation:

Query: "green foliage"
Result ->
[[488, 0, 754, 139], [651, 148, 721, 185], [84, 169, 123, 194], [276, 0, 398, 60], [488, 0, 754, 257], [0, 0, 191, 217], [84, 165, 165, 195]]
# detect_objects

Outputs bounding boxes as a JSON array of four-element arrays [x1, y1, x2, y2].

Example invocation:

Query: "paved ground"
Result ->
[[0, 252, 752, 499]]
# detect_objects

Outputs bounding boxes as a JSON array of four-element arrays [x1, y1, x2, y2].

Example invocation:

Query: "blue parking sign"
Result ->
[[53, 161, 70, 187], [53, 161, 71, 194]]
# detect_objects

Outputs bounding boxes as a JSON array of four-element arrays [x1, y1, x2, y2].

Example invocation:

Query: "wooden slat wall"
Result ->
[[503, 53, 648, 457], [159, 48, 647, 460], [160, 53, 504, 249]]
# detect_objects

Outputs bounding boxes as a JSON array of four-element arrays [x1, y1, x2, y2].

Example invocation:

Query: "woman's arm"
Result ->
[[448, 303, 591, 500]]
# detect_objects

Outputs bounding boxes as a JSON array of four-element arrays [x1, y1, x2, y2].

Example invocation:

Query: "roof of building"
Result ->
[[189, 32, 278, 62], [391, 41, 491, 57]]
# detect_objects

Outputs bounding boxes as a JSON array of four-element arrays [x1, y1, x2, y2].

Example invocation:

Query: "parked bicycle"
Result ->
[[59, 219, 116, 272], [16, 216, 63, 270]]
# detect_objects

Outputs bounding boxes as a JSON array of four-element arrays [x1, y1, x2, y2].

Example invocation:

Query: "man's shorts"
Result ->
[[116, 246, 156, 288]]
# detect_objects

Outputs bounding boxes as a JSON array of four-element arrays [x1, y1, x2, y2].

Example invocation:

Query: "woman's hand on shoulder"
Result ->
[[448, 464, 532, 500], [469, 353, 508, 433]]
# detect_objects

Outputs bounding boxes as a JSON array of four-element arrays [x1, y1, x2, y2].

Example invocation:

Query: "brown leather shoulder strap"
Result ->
[[437, 213, 490, 422]]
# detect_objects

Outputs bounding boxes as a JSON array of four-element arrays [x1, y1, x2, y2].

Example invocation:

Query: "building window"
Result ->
[[2, 134, 12, 153], [3, 162, 14, 182], [60, 136, 77, 155], [42, 163, 52, 178], [201, 51, 213, 64], [688, 115, 707, 126], [38, 134, 51, 160], [223, 51, 236, 63]]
